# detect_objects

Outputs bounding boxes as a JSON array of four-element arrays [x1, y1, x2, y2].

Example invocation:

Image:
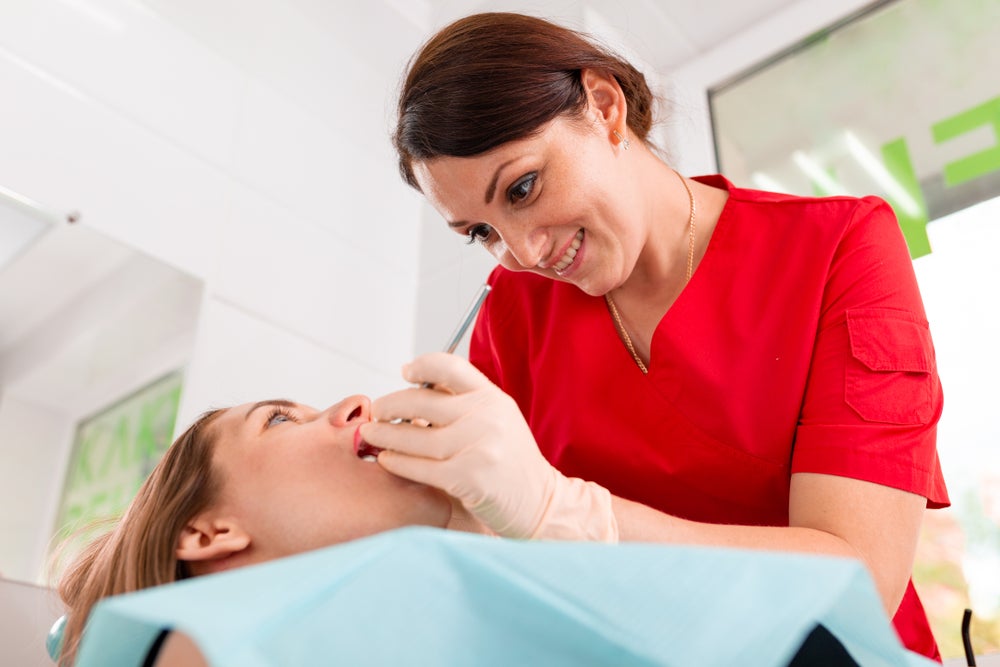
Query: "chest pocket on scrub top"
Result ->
[[844, 308, 935, 425]]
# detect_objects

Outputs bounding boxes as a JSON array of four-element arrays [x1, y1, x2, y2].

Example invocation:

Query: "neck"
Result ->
[[622, 156, 691, 291], [617, 159, 694, 299]]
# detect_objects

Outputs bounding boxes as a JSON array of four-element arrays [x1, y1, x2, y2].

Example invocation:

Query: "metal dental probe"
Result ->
[[441, 283, 492, 354], [357, 284, 492, 456], [421, 282, 492, 387]]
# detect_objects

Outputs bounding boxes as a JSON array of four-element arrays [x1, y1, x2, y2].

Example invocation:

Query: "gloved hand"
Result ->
[[359, 353, 619, 542]]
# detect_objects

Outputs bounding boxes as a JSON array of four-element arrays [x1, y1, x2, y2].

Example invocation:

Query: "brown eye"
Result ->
[[507, 172, 537, 203], [466, 224, 493, 245]]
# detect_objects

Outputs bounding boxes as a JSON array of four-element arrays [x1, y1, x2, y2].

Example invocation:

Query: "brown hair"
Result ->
[[55, 409, 225, 665], [393, 12, 655, 189]]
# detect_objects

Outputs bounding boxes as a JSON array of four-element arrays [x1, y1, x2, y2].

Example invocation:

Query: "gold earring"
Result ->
[[613, 130, 630, 151]]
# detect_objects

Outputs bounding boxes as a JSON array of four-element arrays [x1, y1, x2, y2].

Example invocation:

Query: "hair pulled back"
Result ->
[[394, 12, 654, 189], [55, 409, 224, 665]]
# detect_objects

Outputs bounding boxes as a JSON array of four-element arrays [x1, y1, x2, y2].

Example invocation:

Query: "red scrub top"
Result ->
[[469, 175, 949, 660]]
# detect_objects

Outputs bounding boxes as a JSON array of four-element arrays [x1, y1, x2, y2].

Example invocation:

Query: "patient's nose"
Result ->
[[326, 395, 371, 426]]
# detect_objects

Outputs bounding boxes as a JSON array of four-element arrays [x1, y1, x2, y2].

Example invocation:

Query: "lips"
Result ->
[[552, 229, 583, 275], [353, 426, 383, 461]]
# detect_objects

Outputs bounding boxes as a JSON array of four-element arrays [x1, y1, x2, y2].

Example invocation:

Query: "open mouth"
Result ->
[[353, 427, 383, 462], [553, 229, 583, 275]]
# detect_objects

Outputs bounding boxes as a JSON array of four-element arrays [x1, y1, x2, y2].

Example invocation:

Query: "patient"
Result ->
[[56, 394, 488, 666]]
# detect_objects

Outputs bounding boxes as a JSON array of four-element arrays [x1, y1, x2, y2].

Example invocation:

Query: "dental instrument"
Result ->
[[440, 283, 492, 354], [419, 283, 491, 389], [355, 283, 491, 459]]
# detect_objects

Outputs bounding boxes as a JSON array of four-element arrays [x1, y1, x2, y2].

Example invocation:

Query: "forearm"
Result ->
[[614, 495, 856, 556]]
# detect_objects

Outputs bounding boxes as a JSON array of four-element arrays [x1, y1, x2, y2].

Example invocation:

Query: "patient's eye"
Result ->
[[265, 406, 298, 428]]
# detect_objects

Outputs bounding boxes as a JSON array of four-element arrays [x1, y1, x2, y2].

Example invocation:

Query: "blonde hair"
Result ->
[[56, 409, 224, 665]]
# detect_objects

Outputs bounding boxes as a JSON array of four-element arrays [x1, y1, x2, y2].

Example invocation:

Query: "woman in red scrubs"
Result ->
[[362, 12, 950, 660]]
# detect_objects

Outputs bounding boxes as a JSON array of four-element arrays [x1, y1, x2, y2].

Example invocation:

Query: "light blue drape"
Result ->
[[76, 527, 937, 666]]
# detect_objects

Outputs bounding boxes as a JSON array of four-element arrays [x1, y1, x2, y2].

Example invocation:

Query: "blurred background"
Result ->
[[0, 0, 996, 661]]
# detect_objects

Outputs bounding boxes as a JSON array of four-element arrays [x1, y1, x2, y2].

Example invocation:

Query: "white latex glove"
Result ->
[[359, 353, 618, 542]]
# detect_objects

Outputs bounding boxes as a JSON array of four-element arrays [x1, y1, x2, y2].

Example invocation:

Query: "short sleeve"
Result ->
[[791, 198, 949, 508]]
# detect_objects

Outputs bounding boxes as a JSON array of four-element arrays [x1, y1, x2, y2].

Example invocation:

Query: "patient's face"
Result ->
[[209, 395, 452, 558]]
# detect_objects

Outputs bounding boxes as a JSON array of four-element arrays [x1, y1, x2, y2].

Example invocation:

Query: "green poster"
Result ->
[[50, 372, 183, 567]]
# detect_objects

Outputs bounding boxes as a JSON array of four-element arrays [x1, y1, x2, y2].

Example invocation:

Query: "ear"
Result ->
[[175, 513, 251, 563], [580, 68, 627, 136]]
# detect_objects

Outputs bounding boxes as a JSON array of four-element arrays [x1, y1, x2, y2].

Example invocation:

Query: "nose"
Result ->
[[325, 395, 371, 427], [499, 224, 548, 269]]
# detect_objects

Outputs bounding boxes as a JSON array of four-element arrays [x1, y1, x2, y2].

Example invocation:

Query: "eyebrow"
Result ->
[[245, 399, 297, 422], [484, 158, 517, 205], [447, 158, 518, 230]]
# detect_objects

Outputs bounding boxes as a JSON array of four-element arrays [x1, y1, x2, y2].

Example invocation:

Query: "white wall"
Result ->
[[0, 0, 429, 581], [0, 395, 73, 580], [0, 0, 429, 406]]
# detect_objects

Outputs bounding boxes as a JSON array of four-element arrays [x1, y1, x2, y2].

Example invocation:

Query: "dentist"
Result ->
[[361, 12, 949, 661]]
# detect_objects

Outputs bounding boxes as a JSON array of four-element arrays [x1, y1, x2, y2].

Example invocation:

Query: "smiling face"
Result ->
[[412, 72, 649, 297], [204, 395, 452, 562], [415, 117, 642, 297]]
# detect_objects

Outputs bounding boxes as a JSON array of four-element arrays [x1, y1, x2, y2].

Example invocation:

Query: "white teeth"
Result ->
[[361, 455, 377, 462], [553, 230, 583, 273]]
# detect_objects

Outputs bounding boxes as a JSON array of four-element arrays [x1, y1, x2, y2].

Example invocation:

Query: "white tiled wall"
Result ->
[[0, 41, 233, 278], [0, 0, 428, 396], [0, 0, 428, 581], [0, 0, 244, 169], [178, 297, 402, 427], [0, 395, 74, 579], [414, 198, 498, 356]]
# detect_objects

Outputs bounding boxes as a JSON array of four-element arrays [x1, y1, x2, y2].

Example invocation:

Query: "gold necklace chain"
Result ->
[[605, 169, 696, 375], [605, 294, 649, 374]]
